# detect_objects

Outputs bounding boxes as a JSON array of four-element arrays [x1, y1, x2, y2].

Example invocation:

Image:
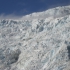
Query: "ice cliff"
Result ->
[[0, 5, 70, 70]]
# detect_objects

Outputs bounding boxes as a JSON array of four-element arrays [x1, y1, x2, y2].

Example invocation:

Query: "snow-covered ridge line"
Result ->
[[21, 5, 70, 20], [0, 5, 70, 20]]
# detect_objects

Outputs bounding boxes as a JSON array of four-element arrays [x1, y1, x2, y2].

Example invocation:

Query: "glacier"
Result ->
[[0, 5, 70, 70]]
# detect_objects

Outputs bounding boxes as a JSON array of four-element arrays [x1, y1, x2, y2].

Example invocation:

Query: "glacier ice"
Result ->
[[0, 5, 70, 70]]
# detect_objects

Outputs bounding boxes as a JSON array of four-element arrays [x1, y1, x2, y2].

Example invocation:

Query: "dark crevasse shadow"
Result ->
[[67, 46, 70, 59]]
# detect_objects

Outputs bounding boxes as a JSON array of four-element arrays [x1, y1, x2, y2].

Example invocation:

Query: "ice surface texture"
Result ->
[[0, 5, 70, 70]]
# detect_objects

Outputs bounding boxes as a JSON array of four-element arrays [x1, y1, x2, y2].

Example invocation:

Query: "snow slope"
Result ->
[[21, 5, 70, 20], [0, 5, 70, 70]]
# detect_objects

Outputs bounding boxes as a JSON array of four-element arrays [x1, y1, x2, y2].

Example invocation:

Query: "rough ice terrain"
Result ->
[[0, 5, 70, 70]]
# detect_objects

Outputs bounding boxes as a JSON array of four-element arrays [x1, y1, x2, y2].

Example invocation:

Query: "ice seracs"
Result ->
[[0, 5, 70, 70]]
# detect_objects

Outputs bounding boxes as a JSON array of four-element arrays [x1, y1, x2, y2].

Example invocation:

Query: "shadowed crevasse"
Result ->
[[67, 46, 70, 59], [5, 49, 21, 65]]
